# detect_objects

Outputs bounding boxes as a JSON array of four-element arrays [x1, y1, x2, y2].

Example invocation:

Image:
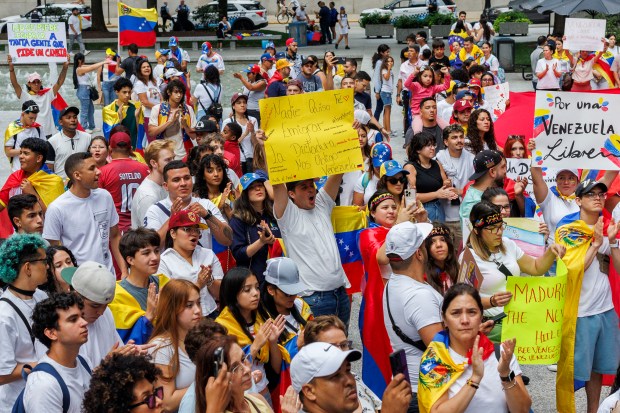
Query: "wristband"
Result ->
[[466, 379, 479, 389], [490, 294, 497, 307], [610, 239, 619, 249]]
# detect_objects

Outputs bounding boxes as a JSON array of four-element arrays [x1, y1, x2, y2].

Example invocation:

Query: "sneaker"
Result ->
[[85, 128, 93, 134], [92, 127, 101, 132], [335, 43, 338, 49], [547, 364, 557, 372], [84, 50, 91, 56], [345, 46, 350, 50]]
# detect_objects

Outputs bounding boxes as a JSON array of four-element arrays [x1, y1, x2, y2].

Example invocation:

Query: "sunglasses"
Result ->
[[387, 176, 407, 185], [24, 105, 40, 114], [128, 386, 163, 409]]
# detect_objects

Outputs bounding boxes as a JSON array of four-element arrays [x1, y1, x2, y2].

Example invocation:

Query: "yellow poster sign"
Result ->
[[259, 89, 363, 184], [501, 260, 567, 364]]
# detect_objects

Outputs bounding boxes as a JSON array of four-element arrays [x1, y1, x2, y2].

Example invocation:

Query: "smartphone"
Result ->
[[257, 226, 271, 238], [404, 189, 417, 207], [389, 349, 411, 384], [212, 347, 225, 377], [336, 56, 346, 65], [491, 312, 507, 323]]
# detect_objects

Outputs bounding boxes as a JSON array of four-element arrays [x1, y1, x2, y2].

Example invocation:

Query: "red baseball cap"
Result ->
[[286, 38, 296, 46], [468, 78, 482, 88], [169, 210, 209, 230], [453, 98, 474, 112], [109, 132, 131, 149]]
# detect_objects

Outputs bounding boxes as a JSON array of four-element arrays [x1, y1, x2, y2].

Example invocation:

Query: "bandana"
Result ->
[[472, 212, 502, 229], [429, 225, 451, 238], [369, 192, 394, 211]]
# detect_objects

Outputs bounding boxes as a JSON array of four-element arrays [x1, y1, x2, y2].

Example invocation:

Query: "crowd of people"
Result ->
[[1, 11, 620, 413]]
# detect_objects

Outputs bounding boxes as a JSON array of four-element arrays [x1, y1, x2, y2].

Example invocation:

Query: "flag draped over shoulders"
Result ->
[[102, 100, 146, 150], [28, 166, 65, 207], [118, 3, 158, 47], [331, 206, 368, 294], [418, 331, 495, 413]]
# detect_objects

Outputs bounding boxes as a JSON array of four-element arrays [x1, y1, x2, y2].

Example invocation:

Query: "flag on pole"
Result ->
[[118, 3, 158, 47]]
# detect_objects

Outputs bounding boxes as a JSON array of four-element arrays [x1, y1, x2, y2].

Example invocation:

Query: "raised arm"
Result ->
[[7, 55, 22, 97], [53, 57, 71, 96]]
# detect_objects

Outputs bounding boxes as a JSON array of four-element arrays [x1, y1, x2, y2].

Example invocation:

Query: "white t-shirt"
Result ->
[[460, 238, 524, 317], [447, 349, 522, 413], [536, 58, 560, 89], [193, 83, 222, 118], [0, 289, 48, 412], [133, 79, 161, 118], [597, 390, 619, 413], [451, 21, 473, 32], [43, 189, 119, 273], [131, 177, 168, 229], [68, 14, 82, 35], [580, 237, 614, 317], [196, 52, 225, 72], [383, 274, 443, 392], [158, 246, 224, 316], [276, 189, 348, 293], [144, 196, 225, 250], [23, 354, 92, 413], [380, 69, 394, 93], [435, 149, 474, 222], [149, 337, 195, 390], [222, 116, 258, 163], [436, 99, 455, 124], [79, 308, 122, 368], [480, 54, 500, 73], [4, 126, 43, 171], [353, 173, 379, 206], [340, 167, 365, 207], [399, 60, 424, 83], [19, 91, 56, 137], [538, 191, 579, 237], [148, 104, 197, 160], [47, 130, 92, 179]]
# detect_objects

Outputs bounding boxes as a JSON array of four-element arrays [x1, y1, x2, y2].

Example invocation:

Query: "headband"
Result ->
[[472, 212, 503, 229], [370, 193, 394, 211], [429, 226, 451, 237]]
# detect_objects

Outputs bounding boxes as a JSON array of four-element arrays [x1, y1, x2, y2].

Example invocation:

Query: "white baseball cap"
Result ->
[[290, 342, 362, 392], [263, 257, 308, 296], [556, 168, 579, 178], [61, 261, 116, 305], [385, 222, 433, 261]]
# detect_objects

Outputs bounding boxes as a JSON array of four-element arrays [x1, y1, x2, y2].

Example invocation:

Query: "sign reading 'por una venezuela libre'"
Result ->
[[532, 91, 620, 170]]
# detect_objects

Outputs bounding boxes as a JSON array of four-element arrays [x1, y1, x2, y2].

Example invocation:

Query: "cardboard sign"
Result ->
[[8, 23, 68, 63], [501, 260, 567, 365], [563, 18, 606, 52], [484, 82, 509, 120], [259, 89, 362, 185], [458, 246, 483, 288], [532, 91, 620, 170]]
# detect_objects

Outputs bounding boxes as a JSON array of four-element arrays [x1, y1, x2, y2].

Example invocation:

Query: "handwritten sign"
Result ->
[[532, 91, 620, 170], [458, 247, 483, 288], [259, 89, 362, 184], [563, 18, 605, 52], [504, 218, 545, 258], [8, 23, 68, 63], [501, 260, 567, 365], [484, 82, 509, 120]]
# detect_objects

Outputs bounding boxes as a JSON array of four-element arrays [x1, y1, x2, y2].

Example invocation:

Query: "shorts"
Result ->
[[574, 309, 620, 381], [380, 91, 392, 106]]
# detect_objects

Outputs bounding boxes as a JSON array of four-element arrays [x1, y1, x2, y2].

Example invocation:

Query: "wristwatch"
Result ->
[[610, 239, 619, 249], [500, 371, 515, 382], [204, 210, 213, 221]]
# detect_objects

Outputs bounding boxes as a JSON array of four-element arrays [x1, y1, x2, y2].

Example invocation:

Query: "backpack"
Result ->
[[199, 84, 223, 120], [12, 355, 91, 413]]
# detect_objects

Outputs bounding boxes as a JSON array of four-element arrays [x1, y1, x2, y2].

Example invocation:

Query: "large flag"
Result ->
[[102, 100, 146, 151], [331, 206, 367, 294], [118, 3, 158, 47]]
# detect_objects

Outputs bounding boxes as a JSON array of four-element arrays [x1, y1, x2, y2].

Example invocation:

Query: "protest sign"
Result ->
[[458, 247, 483, 289], [484, 82, 509, 120], [504, 218, 545, 258], [532, 91, 620, 170], [563, 18, 605, 52], [501, 260, 567, 365], [507, 159, 558, 195], [8, 23, 68, 63], [259, 89, 362, 185]]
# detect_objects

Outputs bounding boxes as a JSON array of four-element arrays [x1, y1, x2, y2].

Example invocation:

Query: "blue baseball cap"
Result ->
[[455, 90, 474, 100], [380, 160, 409, 177], [261, 53, 276, 62], [371, 143, 392, 167], [202, 41, 212, 54], [240, 173, 266, 190], [169, 36, 178, 47], [264, 42, 276, 50], [275, 51, 286, 60]]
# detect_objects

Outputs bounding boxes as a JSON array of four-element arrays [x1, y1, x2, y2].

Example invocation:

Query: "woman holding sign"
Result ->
[[417, 283, 531, 413], [570, 38, 608, 92], [461, 201, 565, 343]]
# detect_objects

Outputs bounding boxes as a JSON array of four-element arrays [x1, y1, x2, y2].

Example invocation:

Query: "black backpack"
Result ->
[[199, 84, 223, 120]]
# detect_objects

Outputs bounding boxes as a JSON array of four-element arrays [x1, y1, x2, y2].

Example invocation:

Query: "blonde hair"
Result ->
[[144, 139, 175, 170], [467, 227, 506, 261]]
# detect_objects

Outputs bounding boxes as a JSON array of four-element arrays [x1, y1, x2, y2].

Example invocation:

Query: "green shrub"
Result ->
[[594, 13, 620, 38], [392, 14, 430, 29], [193, 4, 219, 28], [428, 12, 456, 26], [493, 11, 532, 32], [359, 12, 391, 28]]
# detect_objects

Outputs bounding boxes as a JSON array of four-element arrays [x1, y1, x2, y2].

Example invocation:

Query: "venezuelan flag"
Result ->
[[102, 100, 146, 150], [359, 225, 392, 398], [593, 51, 616, 88], [331, 206, 368, 295], [0, 165, 64, 209], [118, 3, 158, 47]]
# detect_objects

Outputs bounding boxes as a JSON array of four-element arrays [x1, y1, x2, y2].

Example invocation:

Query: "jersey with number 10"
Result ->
[[99, 158, 150, 232]]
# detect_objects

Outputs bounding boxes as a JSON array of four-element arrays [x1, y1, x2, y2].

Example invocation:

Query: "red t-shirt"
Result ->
[[224, 140, 242, 177], [98, 158, 150, 232]]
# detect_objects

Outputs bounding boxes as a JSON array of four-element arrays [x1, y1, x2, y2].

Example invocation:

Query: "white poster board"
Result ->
[[532, 91, 620, 170], [563, 18, 605, 52], [8, 23, 68, 63], [484, 82, 509, 120]]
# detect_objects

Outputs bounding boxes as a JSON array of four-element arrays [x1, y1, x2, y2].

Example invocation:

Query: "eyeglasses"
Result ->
[[231, 354, 253, 375], [387, 176, 407, 185], [483, 222, 507, 234], [582, 192, 607, 200], [496, 204, 511, 211], [25, 258, 47, 265], [179, 226, 201, 235], [332, 340, 353, 351], [129, 386, 164, 410]]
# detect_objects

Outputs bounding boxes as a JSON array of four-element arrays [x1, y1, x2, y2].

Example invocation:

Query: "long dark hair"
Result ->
[[258, 282, 307, 343], [194, 335, 238, 413], [479, 17, 492, 42], [232, 181, 275, 226], [453, 19, 467, 34], [611, 364, 620, 394], [72, 52, 85, 89], [203, 65, 221, 86], [466, 109, 496, 154], [194, 154, 230, 200], [41, 246, 78, 294], [424, 223, 458, 295], [219, 267, 256, 342], [372, 44, 390, 67], [407, 131, 435, 164], [135, 57, 156, 85]]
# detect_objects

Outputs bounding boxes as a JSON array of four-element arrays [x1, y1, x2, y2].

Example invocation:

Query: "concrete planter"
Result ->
[[430, 24, 451, 38], [498, 22, 529, 36], [364, 24, 394, 38], [395, 27, 428, 43]]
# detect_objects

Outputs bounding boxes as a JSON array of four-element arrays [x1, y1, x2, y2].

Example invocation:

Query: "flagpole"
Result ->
[[117, 3, 121, 57]]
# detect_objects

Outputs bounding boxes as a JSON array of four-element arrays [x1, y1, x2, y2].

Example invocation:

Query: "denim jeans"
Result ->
[[102, 80, 116, 106], [374, 92, 384, 121], [69, 33, 85, 53], [424, 199, 445, 223], [407, 392, 419, 413], [77, 84, 95, 130], [304, 286, 351, 330]]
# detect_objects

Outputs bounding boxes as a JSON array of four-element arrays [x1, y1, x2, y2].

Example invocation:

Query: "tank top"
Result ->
[[410, 160, 443, 194]]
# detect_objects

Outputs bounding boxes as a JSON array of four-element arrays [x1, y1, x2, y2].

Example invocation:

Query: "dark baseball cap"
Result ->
[[59, 106, 80, 118], [195, 117, 218, 133], [575, 179, 608, 197], [469, 150, 503, 181], [22, 100, 40, 114]]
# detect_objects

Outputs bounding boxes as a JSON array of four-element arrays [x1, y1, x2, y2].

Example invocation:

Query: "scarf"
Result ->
[[550, 186, 576, 202], [157, 101, 193, 154], [418, 331, 495, 413]]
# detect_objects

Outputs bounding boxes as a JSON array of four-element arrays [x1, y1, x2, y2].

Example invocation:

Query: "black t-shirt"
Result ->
[[354, 92, 372, 111], [404, 124, 444, 150], [429, 55, 450, 68], [120, 56, 138, 79]]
